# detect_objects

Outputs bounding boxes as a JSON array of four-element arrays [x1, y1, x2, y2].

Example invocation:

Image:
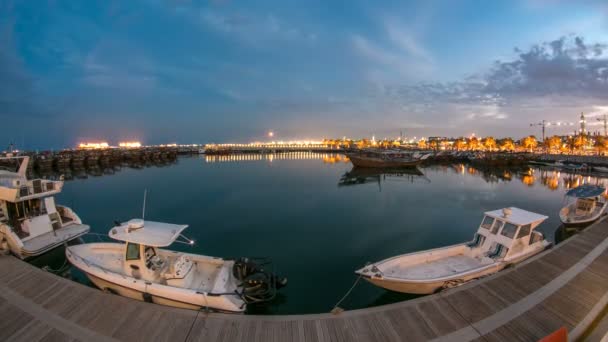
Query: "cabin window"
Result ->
[[481, 216, 494, 229], [500, 223, 518, 239], [126, 243, 141, 260], [490, 220, 503, 235], [516, 224, 532, 239]]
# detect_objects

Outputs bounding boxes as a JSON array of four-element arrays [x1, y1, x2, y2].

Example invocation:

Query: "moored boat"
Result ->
[[345, 150, 429, 168], [66, 219, 287, 313], [0, 156, 90, 259], [559, 184, 607, 226], [356, 207, 550, 294]]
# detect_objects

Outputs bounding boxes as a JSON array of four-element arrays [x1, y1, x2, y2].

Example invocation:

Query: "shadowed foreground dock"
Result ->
[[3, 219, 608, 341]]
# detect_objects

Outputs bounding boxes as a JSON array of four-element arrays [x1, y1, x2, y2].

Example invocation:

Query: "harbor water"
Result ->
[[32, 153, 607, 314]]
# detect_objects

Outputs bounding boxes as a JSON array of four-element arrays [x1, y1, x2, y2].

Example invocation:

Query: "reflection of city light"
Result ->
[[78, 142, 109, 149]]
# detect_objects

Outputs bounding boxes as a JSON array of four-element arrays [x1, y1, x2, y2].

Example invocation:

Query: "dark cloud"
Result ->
[[490, 36, 608, 97], [382, 36, 608, 109]]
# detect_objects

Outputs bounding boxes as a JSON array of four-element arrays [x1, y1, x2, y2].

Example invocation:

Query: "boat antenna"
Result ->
[[142, 189, 147, 220]]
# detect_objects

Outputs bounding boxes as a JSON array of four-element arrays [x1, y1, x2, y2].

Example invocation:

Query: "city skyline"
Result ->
[[1, 0, 608, 149]]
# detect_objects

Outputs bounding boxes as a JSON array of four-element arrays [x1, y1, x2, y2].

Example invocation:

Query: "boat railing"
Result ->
[[17, 179, 62, 199]]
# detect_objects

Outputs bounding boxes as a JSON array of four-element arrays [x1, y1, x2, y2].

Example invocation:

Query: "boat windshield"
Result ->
[[481, 216, 494, 229], [126, 242, 141, 260], [500, 222, 519, 239], [516, 224, 531, 239], [490, 220, 503, 235]]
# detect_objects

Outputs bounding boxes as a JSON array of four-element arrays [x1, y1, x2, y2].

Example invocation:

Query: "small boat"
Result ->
[[66, 219, 287, 313], [345, 150, 429, 168], [594, 166, 608, 173], [356, 207, 550, 294], [559, 184, 607, 226], [0, 156, 90, 259]]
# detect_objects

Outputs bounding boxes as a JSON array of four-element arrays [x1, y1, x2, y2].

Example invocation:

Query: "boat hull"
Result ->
[[0, 223, 89, 259], [347, 155, 422, 168], [361, 263, 504, 294], [86, 273, 205, 311], [359, 243, 549, 294]]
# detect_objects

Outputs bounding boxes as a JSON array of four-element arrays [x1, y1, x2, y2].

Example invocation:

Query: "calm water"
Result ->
[[33, 153, 607, 314]]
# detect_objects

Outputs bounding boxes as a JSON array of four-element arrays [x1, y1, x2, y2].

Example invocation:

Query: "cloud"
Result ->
[[352, 19, 434, 85], [199, 9, 314, 45], [485, 36, 608, 98], [80, 41, 157, 91], [0, 18, 40, 118], [383, 36, 608, 108]]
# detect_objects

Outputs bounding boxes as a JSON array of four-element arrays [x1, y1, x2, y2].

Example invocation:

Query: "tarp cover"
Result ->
[[566, 184, 606, 198]]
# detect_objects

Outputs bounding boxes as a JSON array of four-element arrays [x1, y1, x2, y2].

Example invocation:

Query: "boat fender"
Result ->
[[143, 292, 153, 303]]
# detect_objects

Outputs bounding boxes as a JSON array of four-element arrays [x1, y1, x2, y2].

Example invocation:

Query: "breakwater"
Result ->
[[533, 153, 608, 166]]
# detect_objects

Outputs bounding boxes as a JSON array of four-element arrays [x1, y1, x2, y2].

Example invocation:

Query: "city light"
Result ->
[[78, 142, 109, 149], [119, 141, 142, 148]]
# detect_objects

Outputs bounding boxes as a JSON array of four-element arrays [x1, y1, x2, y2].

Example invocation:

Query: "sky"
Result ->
[[1, 0, 608, 149]]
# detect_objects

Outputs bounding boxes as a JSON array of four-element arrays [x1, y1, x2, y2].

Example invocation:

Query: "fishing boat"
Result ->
[[356, 207, 550, 294], [345, 150, 429, 168], [559, 184, 607, 226], [0, 156, 89, 259], [66, 219, 287, 313]]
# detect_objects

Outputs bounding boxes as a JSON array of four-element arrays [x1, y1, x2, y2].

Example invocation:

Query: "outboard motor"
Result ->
[[233, 257, 287, 304]]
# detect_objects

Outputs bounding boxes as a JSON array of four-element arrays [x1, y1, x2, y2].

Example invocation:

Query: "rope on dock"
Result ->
[[331, 270, 365, 314]]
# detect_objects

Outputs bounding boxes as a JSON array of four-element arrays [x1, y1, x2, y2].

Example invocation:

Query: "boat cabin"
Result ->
[[470, 207, 547, 260], [0, 156, 78, 240], [109, 219, 195, 285], [560, 185, 607, 223]]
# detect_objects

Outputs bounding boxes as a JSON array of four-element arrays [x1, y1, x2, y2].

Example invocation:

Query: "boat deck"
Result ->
[[22, 224, 89, 255], [3, 218, 608, 341], [382, 254, 486, 280]]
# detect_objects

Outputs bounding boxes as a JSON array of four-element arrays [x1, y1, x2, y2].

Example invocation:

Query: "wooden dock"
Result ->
[[3, 219, 608, 341]]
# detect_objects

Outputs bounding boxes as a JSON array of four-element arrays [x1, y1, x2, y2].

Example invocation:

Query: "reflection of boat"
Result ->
[[66, 219, 287, 313], [356, 207, 550, 294], [0, 156, 89, 259], [338, 167, 429, 188], [345, 151, 429, 168], [554, 224, 585, 245], [559, 184, 607, 226]]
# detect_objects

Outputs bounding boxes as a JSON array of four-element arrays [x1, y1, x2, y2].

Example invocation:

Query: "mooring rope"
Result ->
[[42, 258, 70, 274], [331, 272, 364, 314]]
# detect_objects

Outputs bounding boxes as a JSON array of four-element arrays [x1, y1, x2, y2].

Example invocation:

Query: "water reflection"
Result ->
[[431, 163, 608, 192], [339, 167, 430, 191], [204, 152, 344, 163]]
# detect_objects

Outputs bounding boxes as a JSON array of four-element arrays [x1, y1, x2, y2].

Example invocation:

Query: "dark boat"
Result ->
[[345, 150, 429, 168]]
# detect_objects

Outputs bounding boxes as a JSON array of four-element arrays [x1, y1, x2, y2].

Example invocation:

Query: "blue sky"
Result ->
[[1, 0, 608, 149]]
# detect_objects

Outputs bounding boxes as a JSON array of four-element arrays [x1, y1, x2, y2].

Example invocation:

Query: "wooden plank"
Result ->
[[384, 306, 437, 341], [415, 297, 471, 335], [0, 303, 35, 341]]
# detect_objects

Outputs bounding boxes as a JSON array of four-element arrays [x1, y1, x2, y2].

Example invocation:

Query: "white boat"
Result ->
[[559, 184, 608, 226], [594, 166, 608, 173], [66, 219, 287, 313], [356, 207, 550, 294], [0, 156, 89, 259]]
